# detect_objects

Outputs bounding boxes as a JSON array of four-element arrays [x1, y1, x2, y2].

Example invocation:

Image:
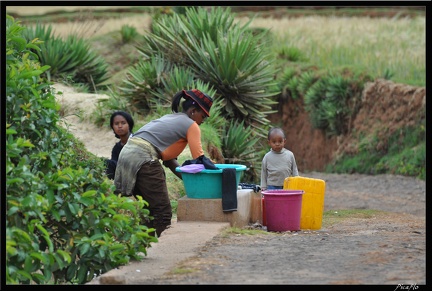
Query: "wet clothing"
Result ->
[[261, 148, 299, 190], [114, 112, 205, 237]]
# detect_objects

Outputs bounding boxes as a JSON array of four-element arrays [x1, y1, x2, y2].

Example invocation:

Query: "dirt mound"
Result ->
[[338, 79, 426, 156], [270, 79, 426, 172]]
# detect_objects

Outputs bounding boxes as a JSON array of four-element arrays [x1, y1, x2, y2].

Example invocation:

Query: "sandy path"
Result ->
[[55, 83, 115, 159]]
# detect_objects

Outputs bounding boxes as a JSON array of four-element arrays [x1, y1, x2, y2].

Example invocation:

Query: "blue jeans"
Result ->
[[267, 185, 283, 190]]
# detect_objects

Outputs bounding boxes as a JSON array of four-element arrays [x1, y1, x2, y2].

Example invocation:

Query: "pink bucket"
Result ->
[[262, 190, 304, 232]]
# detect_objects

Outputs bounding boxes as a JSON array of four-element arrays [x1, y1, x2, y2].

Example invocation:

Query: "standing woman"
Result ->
[[105, 111, 134, 180], [114, 89, 214, 237]]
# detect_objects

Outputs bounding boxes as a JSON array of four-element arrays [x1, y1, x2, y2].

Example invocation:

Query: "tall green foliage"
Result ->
[[21, 22, 110, 92], [301, 72, 368, 136], [120, 55, 195, 113], [6, 15, 156, 285], [222, 120, 263, 182], [127, 6, 279, 137]]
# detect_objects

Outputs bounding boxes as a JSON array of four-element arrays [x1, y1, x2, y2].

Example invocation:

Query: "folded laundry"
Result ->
[[178, 164, 205, 173], [238, 183, 261, 193]]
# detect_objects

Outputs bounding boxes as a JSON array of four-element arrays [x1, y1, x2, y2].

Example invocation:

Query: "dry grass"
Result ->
[[6, 6, 153, 39], [240, 15, 425, 84], [5, 6, 135, 16], [53, 14, 153, 39]]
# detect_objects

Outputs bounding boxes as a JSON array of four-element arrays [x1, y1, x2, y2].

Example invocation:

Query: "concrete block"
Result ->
[[177, 190, 253, 227], [249, 190, 263, 224]]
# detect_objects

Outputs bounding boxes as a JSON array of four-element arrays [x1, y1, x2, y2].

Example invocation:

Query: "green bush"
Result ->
[[133, 6, 279, 138], [6, 15, 156, 285], [22, 22, 110, 92], [222, 120, 263, 183], [326, 124, 426, 180], [120, 24, 138, 43]]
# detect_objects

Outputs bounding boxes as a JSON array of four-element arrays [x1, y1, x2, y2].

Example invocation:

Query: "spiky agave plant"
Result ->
[[135, 6, 280, 138], [222, 120, 263, 183]]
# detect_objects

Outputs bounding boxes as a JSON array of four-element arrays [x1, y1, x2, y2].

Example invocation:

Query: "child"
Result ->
[[261, 127, 298, 190], [105, 111, 134, 180]]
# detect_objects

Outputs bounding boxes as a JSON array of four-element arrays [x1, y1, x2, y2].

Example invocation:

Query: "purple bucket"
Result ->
[[262, 190, 304, 232]]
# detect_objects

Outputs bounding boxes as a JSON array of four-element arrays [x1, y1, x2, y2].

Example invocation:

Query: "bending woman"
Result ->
[[114, 89, 214, 237]]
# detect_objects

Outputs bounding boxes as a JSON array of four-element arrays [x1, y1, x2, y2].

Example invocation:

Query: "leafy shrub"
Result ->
[[131, 6, 279, 138], [120, 24, 138, 43], [6, 15, 156, 285], [22, 22, 110, 92], [277, 46, 308, 62], [222, 120, 263, 183], [303, 72, 367, 136], [327, 124, 426, 180]]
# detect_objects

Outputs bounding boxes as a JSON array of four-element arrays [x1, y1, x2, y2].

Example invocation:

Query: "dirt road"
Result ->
[[139, 172, 426, 285], [90, 172, 426, 286]]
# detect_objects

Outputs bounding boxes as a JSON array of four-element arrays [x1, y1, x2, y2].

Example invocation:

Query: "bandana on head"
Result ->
[[183, 89, 213, 117]]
